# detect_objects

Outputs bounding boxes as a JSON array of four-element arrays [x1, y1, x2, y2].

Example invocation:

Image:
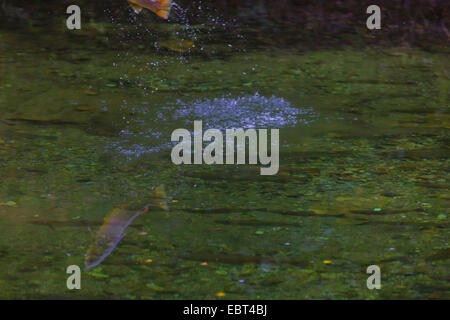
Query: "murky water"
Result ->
[[0, 11, 448, 299]]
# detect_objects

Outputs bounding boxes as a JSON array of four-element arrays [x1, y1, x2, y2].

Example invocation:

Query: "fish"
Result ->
[[84, 186, 168, 270], [126, 0, 172, 19]]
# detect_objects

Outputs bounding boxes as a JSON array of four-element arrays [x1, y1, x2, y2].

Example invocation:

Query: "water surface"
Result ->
[[0, 13, 448, 299]]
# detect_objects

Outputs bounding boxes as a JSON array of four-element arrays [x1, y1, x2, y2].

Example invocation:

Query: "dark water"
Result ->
[[0, 9, 448, 299]]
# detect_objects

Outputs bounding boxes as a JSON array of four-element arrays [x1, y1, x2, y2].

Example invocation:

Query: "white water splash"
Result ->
[[107, 93, 316, 157]]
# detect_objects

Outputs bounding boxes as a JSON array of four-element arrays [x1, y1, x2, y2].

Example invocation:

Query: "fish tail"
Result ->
[[150, 185, 169, 211], [153, 0, 172, 19], [128, 1, 143, 14], [129, 0, 172, 19]]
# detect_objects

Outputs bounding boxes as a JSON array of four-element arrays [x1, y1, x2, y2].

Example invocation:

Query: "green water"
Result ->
[[0, 17, 448, 299]]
